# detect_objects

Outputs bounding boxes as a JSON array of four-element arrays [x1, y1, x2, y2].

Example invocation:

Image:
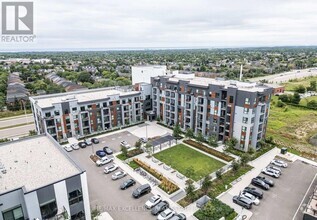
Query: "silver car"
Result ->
[[64, 145, 73, 152], [70, 143, 79, 150], [112, 171, 127, 180]]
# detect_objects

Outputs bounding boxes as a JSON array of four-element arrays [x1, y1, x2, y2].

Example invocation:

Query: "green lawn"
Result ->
[[299, 96, 317, 106], [153, 144, 225, 181]]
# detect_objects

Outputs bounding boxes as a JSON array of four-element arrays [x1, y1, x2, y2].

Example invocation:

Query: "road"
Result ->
[[0, 124, 35, 139], [0, 114, 34, 128], [249, 68, 317, 84]]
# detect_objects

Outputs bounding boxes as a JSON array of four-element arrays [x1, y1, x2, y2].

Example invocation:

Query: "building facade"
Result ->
[[0, 135, 91, 220], [151, 76, 273, 151], [30, 87, 146, 141]]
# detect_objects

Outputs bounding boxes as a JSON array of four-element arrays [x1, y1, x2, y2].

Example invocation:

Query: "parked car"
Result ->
[[91, 138, 99, 144], [120, 178, 136, 190], [133, 184, 151, 198], [157, 208, 175, 220], [103, 146, 113, 155], [70, 143, 79, 150], [120, 141, 131, 148], [112, 171, 127, 180], [243, 187, 263, 199], [140, 137, 148, 143], [267, 166, 282, 175], [145, 195, 162, 209], [262, 168, 280, 178], [241, 192, 260, 205], [271, 159, 288, 168], [169, 213, 186, 220], [251, 178, 270, 190], [104, 164, 118, 174], [78, 142, 86, 148], [85, 139, 92, 146], [232, 196, 252, 209], [64, 145, 73, 152], [96, 150, 106, 158], [256, 176, 274, 187], [151, 201, 169, 215], [96, 157, 113, 166]]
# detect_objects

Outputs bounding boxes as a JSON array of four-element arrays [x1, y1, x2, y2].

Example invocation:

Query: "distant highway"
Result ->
[[0, 124, 35, 139], [0, 114, 34, 129], [249, 68, 317, 84]]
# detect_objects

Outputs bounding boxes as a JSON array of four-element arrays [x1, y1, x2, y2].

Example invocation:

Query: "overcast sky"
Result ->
[[1, 0, 317, 51]]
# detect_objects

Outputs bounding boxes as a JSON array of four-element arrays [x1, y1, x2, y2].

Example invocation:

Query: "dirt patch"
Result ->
[[294, 122, 317, 139]]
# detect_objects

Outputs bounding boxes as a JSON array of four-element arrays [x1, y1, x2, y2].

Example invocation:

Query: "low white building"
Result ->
[[132, 65, 167, 84], [0, 135, 91, 220]]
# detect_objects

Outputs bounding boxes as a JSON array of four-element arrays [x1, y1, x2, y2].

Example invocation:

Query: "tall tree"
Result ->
[[185, 128, 194, 140]]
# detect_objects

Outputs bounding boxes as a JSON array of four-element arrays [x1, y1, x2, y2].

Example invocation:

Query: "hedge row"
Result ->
[[184, 139, 234, 162]]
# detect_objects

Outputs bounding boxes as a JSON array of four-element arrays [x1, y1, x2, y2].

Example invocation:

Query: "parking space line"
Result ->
[[292, 173, 317, 220]]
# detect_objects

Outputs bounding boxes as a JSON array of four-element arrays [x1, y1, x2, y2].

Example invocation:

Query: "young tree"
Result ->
[[134, 140, 142, 149], [185, 128, 194, 140], [173, 123, 182, 143], [216, 168, 223, 180], [295, 85, 306, 93], [201, 175, 211, 194], [240, 154, 251, 166], [121, 146, 128, 158], [196, 132, 204, 145], [292, 92, 301, 104], [208, 135, 217, 147], [232, 160, 241, 173], [185, 179, 196, 201], [144, 142, 153, 156], [226, 137, 238, 149]]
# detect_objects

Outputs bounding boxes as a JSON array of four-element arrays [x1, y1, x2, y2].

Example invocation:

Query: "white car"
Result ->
[[104, 164, 119, 174], [112, 171, 127, 180], [96, 157, 113, 166], [262, 168, 280, 178], [64, 145, 73, 152], [271, 159, 288, 168], [267, 166, 282, 175], [157, 208, 175, 220], [241, 192, 260, 205], [70, 143, 79, 150], [120, 141, 131, 148], [145, 195, 162, 209]]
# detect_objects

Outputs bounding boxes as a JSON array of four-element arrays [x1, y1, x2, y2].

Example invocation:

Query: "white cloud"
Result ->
[[1, 0, 317, 51]]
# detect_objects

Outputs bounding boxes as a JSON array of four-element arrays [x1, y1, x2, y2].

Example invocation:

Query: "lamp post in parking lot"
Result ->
[[91, 142, 95, 156]]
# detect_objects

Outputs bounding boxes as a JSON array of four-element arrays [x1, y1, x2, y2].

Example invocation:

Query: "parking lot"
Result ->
[[69, 131, 155, 220]]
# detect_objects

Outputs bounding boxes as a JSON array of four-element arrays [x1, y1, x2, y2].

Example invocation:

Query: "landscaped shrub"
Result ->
[[133, 158, 179, 194], [184, 139, 234, 162], [194, 198, 236, 220], [116, 148, 144, 160]]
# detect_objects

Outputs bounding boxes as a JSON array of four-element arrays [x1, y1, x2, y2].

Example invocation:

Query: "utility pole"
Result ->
[[145, 123, 148, 140]]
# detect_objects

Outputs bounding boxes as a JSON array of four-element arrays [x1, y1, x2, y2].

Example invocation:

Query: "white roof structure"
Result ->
[[30, 87, 140, 109], [0, 135, 83, 194]]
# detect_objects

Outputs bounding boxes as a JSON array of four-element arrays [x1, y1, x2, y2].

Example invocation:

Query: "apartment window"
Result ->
[[245, 98, 250, 105], [103, 102, 107, 107], [2, 206, 24, 220], [251, 117, 255, 123], [240, 144, 244, 149], [116, 100, 120, 105], [72, 107, 77, 112], [122, 99, 126, 104], [80, 106, 85, 111], [214, 109, 218, 115], [40, 200, 58, 219], [55, 118, 61, 123], [87, 105, 92, 109], [68, 189, 83, 205], [54, 110, 60, 116], [215, 93, 220, 98], [229, 96, 234, 103], [241, 135, 246, 141], [242, 126, 247, 132], [243, 108, 249, 114], [242, 117, 248, 124], [45, 112, 51, 118]]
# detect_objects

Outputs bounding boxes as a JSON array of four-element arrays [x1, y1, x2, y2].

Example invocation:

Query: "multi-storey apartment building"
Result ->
[[30, 87, 146, 141], [151, 75, 273, 151], [0, 134, 91, 220]]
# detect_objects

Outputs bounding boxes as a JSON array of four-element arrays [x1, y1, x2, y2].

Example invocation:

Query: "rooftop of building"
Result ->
[[155, 75, 272, 92], [0, 135, 83, 195], [30, 87, 140, 109]]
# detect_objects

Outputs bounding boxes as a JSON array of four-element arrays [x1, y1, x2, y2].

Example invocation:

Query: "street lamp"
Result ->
[[145, 123, 148, 140]]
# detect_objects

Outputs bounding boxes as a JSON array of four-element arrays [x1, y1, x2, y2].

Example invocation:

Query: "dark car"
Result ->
[[232, 196, 252, 209], [120, 179, 136, 190], [132, 184, 151, 198], [96, 150, 106, 158], [169, 213, 186, 220], [243, 187, 263, 199], [251, 178, 270, 190], [151, 201, 169, 215], [103, 146, 113, 155], [91, 138, 99, 144], [256, 176, 274, 187], [78, 142, 87, 148]]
